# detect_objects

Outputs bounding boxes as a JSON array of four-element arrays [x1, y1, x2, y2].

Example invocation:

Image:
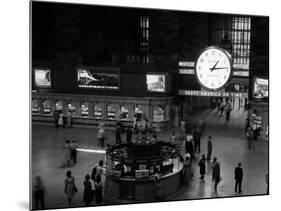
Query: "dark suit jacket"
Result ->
[[235, 167, 243, 180]]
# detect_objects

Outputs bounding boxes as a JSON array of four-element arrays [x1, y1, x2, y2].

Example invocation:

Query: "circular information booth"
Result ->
[[105, 136, 183, 201]]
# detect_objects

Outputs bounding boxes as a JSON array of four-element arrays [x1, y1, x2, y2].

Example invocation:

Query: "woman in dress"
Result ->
[[64, 171, 77, 206], [61, 140, 71, 167], [83, 174, 93, 206], [182, 153, 192, 184], [58, 112, 64, 127], [94, 175, 103, 203]]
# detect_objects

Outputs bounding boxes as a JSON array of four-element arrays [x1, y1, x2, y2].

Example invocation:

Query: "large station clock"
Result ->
[[195, 46, 232, 91]]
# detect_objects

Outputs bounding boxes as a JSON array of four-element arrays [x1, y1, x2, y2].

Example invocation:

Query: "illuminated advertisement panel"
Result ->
[[34, 68, 51, 88], [253, 77, 268, 98], [77, 67, 120, 90], [146, 73, 166, 92]]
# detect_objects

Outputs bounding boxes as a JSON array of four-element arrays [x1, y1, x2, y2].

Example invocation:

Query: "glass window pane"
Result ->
[[81, 102, 89, 117], [43, 100, 51, 114], [107, 104, 116, 119], [55, 101, 63, 111], [94, 104, 102, 119], [120, 106, 129, 120], [32, 99, 39, 113], [68, 103, 76, 112], [153, 105, 165, 121]]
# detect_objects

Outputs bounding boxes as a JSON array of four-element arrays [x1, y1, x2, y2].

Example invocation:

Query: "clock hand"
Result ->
[[210, 61, 219, 72], [212, 67, 228, 70]]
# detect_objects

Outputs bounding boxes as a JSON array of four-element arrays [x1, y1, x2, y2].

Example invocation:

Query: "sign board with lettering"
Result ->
[[178, 89, 248, 98]]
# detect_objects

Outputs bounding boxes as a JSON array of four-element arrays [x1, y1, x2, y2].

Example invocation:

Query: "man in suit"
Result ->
[[207, 136, 213, 161], [211, 157, 221, 192], [234, 163, 243, 193]]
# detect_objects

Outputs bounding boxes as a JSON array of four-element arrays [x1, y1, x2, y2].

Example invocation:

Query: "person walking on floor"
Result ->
[[91, 160, 104, 182], [182, 153, 193, 184], [198, 154, 206, 179], [83, 174, 94, 206], [207, 136, 213, 161], [193, 128, 201, 154], [70, 140, 78, 165], [225, 101, 232, 121], [66, 110, 72, 127], [211, 157, 221, 192], [97, 123, 105, 148], [53, 110, 59, 128], [234, 163, 243, 193], [64, 171, 77, 206], [198, 119, 205, 137], [154, 173, 162, 200], [94, 175, 103, 204], [126, 127, 132, 142], [58, 112, 64, 127], [115, 124, 122, 145], [246, 126, 253, 149], [33, 176, 45, 210], [61, 140, 72, 168], [220, 103, 225, 116]]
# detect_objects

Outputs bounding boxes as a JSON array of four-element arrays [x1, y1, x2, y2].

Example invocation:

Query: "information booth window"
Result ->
[[94, 103, 102, 119], [153, 105, 165, 121], [81, 102, 89, 117], [120, 105, 129, 120], [107, 104, 116, 119], [42, 100, 51, 114], [32, 99, 39, 114], [68, 103, 76, 112], [134, 105, 143, 121], [67, 102, 77, 117], [55, 100, 63, 111]]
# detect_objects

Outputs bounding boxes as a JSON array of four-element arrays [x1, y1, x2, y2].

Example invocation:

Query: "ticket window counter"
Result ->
[[32, 99, 39, 114], [107, 104, 116, 120], [55, 100, 63, 112], [67, 102, 77, 116], [67, 103, 76, 112], [81, 102, 89, 118], [153, 105, 165, 122], [43, 100, 51, 115], [94, 103, 102, 119], [120, 106, 129, 120], [134, 105, 143, 121]]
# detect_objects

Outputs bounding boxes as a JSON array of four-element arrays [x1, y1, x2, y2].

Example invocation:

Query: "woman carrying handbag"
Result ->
[[64, 171, 77, 206]]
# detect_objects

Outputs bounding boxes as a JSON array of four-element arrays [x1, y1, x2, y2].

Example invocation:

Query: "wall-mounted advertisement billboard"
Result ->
[[146, 73, 167, 93], [77, 67, 120, 90], [33, 68, 52, 88], [253, 77, 268, 98]]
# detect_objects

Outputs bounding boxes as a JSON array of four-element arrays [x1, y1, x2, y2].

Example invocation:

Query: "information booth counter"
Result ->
[[105, 138, 183, 200]]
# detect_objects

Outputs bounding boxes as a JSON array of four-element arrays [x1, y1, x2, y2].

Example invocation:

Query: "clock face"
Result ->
[[195, 46, 232, 90]]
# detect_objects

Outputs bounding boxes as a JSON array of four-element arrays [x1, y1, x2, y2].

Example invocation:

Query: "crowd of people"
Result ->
[[33, 113, 268, 209], [217, 100, 233, 121]]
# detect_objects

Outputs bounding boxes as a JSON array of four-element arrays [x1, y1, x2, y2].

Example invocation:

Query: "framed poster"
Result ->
[[77, 67, 120, 90]]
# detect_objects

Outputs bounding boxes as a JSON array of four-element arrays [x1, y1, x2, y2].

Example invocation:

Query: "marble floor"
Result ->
[[31, 107, 268, 209]]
